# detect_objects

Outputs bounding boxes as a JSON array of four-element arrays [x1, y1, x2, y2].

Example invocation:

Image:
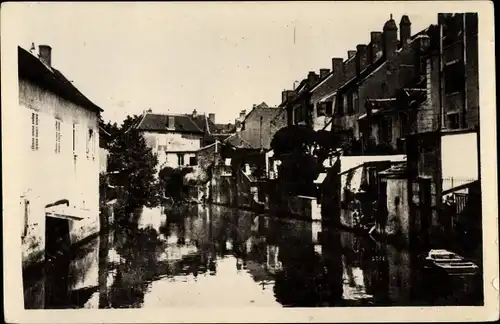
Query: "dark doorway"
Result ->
[[45, 217, 71, 259], [45, 216, 72, 308]]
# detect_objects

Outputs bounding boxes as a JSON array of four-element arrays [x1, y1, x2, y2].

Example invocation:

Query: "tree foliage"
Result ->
[[105, 115, 160, 215], [159, 166, 194, 201], [270, 125, 355, 196]]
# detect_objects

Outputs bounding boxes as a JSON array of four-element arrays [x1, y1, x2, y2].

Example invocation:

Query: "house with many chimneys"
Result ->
[[18, 43, 104, 269]]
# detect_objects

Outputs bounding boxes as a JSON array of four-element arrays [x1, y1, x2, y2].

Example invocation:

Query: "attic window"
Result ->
[[166, 116, 175, 129]]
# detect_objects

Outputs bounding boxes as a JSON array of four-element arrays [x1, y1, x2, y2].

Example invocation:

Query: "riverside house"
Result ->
[[18, 44, 104, 269]]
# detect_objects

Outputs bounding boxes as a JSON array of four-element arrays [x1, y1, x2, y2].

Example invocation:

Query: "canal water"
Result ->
[[23, 204, 482, 309]]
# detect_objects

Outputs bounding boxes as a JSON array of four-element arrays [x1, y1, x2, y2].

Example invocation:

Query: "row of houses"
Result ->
[[273, 12, 480, 259], [208, 13, 481, 263]]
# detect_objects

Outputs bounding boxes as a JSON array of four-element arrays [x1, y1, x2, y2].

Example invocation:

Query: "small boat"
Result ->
[[423, 249, 480, 276]]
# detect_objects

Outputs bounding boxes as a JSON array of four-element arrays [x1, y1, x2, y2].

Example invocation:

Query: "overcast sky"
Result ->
[[13, 2, 448, 124]]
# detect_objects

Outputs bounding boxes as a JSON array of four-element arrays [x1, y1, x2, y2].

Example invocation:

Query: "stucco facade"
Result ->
[[143, 131, 202, 169], [19, 78, 101, 267]]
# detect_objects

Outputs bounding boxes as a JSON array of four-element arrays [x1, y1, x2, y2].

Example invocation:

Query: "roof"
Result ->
[[18, 46, 103, 113], [191, 114, 217, 134], [136, 113, 203, 133], [379, 162, 407, 178], [224, 133, 254, 149], [339, 155, 407, 174]]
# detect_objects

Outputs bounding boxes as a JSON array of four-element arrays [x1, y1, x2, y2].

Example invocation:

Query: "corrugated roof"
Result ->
[[18, 46, 103, 113]]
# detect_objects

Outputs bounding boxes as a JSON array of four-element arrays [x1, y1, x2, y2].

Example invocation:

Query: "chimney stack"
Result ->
[[38, 45, 52, 67], [208, 113, 215, 123], [383, 14, 398, 61], [332, 58, 344, 74], [355, 44, 368, 74], [400, 15, 412, 46], [347, 50, 357, 59], [239, 110, 246, 120], [319, 68, 330, 79], [192, 109, 197, 119], [369, 32, 383, 63], [281, 90, 295, 103], [307, 71, 319, 86]]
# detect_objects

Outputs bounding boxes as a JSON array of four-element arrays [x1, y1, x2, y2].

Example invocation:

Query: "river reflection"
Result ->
[[23, 203, 482, 308]]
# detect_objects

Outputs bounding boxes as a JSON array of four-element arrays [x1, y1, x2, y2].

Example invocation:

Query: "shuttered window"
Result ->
[[31, 112, 39, 151], [55, 119, 61, 154]]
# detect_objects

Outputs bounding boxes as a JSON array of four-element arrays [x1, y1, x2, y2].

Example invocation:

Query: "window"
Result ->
[[343, 94, 348, 114], [444, 61, 465, 94], [353, 92, 359, 114], [91, 129, 96, 160], [317, 102, 332, 117], [379, 117, 392, 143], [447, 112, 460, 130], [86, 128, 94, 159], [325, 101, 333, 116], [347, 92, 354, 114], [189, 156, 197, 166], [337, 96, 344, 116], [72, 123, 77, 155], [167, 116, 175, 129], [177, 154, 185, 166], [55, 119, 61, 154], [31, 112, 39, 151]]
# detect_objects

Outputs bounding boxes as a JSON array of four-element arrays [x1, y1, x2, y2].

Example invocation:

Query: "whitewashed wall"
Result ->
[[142, 131, 202, 169], [19, 79, 100, 264]]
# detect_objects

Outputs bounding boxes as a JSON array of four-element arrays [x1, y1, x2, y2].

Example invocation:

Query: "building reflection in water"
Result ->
[[24, 203, 481, 309]]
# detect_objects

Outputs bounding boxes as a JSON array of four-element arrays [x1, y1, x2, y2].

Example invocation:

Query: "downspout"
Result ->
[[438, 22, 444, 130], [462, 13, 468, 128]]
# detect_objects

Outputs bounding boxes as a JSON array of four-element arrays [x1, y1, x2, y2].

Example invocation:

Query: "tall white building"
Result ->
[[18, 44, 103, 268]]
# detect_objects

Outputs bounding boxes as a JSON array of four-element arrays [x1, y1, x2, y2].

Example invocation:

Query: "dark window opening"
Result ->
[[447, 112, 461, 130], [400, 112, 409, 135], [347, 92, 354, 115], [177, 154, 185, 166], [444, 62, 465, 94], [189, 156, 197, 166], [337, 96, 345, 116], [317, 102, 333, 117], [379, 117, 393, 143], [353, 92, 359, 114], [325, 101, 333, 116]]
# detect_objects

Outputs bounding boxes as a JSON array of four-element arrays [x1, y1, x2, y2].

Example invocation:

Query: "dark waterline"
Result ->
[[23, 203, 483, 309]]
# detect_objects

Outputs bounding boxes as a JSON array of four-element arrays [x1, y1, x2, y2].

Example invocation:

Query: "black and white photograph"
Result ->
[[1, 1, 498, 323]]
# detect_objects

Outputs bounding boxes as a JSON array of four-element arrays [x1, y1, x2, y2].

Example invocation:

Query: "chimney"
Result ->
[[29, 42, 36, 54], [146, 108, 152, 113], [307, 71, 319, 86], [192, 109, 197, 118], [347, 50, 357, 59], [355, 44, 368, 74], [38, 45, 52, 67], [208, 113, 215, 123], [239, 110, 246, 120], [319, 68, 330, 79], [332, 58, 344, 74], [413, 34, 431, 77], [369, 32, 383, 63], [383, 14, 398, 61], [400, 15, 412, 46]]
